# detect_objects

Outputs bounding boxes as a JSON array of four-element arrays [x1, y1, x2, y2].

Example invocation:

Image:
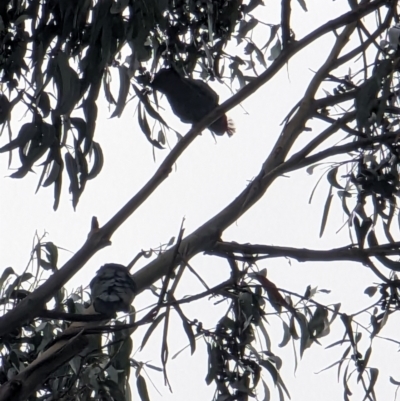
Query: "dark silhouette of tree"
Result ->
[[1, 1, 400, 401]]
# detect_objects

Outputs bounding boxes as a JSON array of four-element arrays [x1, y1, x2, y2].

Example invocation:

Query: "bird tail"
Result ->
[[226, 118, 236, 137]]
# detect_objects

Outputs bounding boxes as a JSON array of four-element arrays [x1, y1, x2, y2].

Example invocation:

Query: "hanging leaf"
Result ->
[[205, 344, 219, 385], [53, 157, 64, 211], [65, 152, 80, 209], [87, 141, 104, 180], [297, 312, 311, 357], [138, 103, 164, 149], [42, 160, 61, 188], [140, 312, 166, 350], [11, 122, 56, 178], [261, 24, 280, 51], [364, 367, 379, 400], [0, 267, 15, 292], [364, 286, 377, 297], [174, 303, 196, 355], [254, 44, 267, 68], [111, 65, 130, 118], [132, 84, 169, 126], [0, 123, 37, 153], [278, 321, 291, 348], [319, 186, 333, 237], [296, 0, 308, 12], [0, 94, 11, 124], [308, 305, 328, 338], [277, 374, 290, 399], [103, 72, 117, 105], [268, 38, 281, 61], [37, 92, 51, 117], [327, 166, 343, 189], [70, 118, 87, 146], [261, 380, 271, 401], [39, 259, 55, 271], [82, 98, 98, 154], [259, 359, 278, 384], [237, 18, 259, 42], [54, 51, 81, 116], [44, 242, 58, 268]]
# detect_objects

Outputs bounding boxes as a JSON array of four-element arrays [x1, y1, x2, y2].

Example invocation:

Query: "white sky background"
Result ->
[[1, 0, 400, 400]]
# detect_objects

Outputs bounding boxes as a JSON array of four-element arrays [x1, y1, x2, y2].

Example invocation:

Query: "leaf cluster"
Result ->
[[0, 0, 268, 209]]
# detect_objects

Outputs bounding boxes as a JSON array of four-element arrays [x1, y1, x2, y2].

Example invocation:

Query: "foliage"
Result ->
[[0, 242, 138, 401], [3, 1, 400, 401], [0, 0, 267, 210]]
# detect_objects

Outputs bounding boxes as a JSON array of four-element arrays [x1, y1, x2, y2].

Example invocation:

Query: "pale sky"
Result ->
[[1, 1, 399, 401]]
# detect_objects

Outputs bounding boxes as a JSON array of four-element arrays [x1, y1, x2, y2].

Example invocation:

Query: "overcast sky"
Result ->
[[1, 1, 399, 400]]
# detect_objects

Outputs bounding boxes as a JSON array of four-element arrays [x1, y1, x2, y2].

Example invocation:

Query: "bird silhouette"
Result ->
[[151, 68, 234, 136]]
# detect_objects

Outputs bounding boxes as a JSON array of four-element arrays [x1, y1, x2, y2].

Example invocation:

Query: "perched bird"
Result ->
[[151, 68, 234, 136], [90, 263, 136, 315]]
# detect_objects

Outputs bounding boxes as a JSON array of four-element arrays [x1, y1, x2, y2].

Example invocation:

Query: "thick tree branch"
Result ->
[[314, 90, 358, 110], [209, 241, 395, 282], [210, 240, 400, 263]]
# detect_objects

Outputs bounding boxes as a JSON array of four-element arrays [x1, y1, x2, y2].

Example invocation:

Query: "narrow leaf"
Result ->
[[140, 312, 166, 350], [296, 0, 308, 12], [136, 375, 150, 401], [87, 142, 104, 180], [327, 166, 343, 189], [111, 66, 130, 118], [320, 187, 333, 237]]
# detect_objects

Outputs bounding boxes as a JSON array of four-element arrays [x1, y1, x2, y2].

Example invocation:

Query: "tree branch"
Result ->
[[282, 131, 400, 173], [296, 111, 357, 160], [314, 112, 359, 138], [209, 241, 395, 282], [331, 5, 394, 72], [210, 240, 400, 264], [38, 309, 113, 322], [281, 0, 292, 47]]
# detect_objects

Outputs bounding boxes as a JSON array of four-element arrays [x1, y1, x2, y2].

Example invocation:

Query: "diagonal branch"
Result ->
[[281, 0, 292, 47], [314, 112, 359, 138], [281, 131, 400, 174]]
